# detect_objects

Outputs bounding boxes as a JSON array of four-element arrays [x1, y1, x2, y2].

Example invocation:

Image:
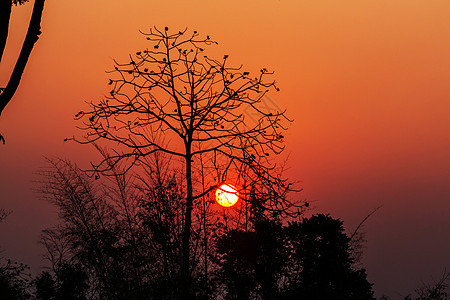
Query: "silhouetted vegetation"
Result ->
[[215, 208, 286, 299], [0, 259, 31, 300], [283, 214, 374, 299], [215, 197, 375, 299], [412, 270, 449, 300], [29, 156, 374, 299], [381, 269, 450, 300], [34, 263, 88, 300]]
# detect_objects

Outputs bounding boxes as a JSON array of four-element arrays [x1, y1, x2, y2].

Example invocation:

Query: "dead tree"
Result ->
[[71, 27, 302, 296]]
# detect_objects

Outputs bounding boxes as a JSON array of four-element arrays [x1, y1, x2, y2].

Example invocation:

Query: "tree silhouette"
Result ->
[[214, 208, 375, 299], [38, 154, 215, 298], [38, 157, 149, 299], [215, 202, 286, 299], [284, 214, 374, 299], [0, 0, 45, 144], [0, 260, 31, 300], [34, 271, 56, 300], [70, 27, 301, 296], [34, 264, 89, 300]]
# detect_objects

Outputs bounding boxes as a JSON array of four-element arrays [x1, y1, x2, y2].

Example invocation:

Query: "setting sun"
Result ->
[[215, 184, 239, 207]]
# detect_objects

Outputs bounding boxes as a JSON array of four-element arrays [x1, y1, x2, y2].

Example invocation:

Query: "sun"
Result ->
[[215, 184, 239, 207]]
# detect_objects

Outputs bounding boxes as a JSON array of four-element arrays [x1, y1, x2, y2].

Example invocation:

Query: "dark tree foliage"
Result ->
[[0, 259, 31, 300], [215, 212, 375, 300], [55, 263, 89, 300], [34, 271, 56, 300], [214, 193, 287, 299], [34, 264, 89, 300], [215, 219, 286, 299], [284, 214, 375, 299]]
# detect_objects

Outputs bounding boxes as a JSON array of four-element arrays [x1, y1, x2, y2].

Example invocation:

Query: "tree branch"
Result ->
[[0, 0, 45, 117]]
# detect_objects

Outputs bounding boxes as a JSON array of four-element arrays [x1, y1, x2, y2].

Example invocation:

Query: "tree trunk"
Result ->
[[182, 141, 194, 298], [0, 0, 45, 117], [0, 0, 13, 63]]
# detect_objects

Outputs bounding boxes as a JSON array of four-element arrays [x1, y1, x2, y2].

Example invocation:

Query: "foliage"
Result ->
[[34, 264, 88, 300], [284, 214, 374, 299], [215, 219, 286, 299], [0, 259, 32, 300], [34, 271, 56, 300], [36, 155, 375, 299], [215, 212, 374, 299]]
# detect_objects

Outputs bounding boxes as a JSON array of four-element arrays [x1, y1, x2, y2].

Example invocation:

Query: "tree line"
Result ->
[[2, 169, 448, 299], [1, 158, 374, 299]]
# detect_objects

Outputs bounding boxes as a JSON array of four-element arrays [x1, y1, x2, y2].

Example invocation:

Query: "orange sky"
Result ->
[[1, 0, 449, 297]]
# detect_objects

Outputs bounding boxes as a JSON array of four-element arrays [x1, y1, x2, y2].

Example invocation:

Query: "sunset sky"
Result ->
[[1, 0, 449, 298]]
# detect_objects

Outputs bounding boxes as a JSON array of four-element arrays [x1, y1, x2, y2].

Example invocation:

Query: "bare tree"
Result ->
[[38, 157, 122, 298], [70, 27, 301, 296], [0, 0, 45, 144], [40, 226, 73, 275]]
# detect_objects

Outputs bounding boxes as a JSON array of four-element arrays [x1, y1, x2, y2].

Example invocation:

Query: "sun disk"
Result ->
[[215, 184, 239, 207]]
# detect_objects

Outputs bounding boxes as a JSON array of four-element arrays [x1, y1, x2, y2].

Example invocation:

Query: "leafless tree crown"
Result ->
[[71, 27, 300, 214]]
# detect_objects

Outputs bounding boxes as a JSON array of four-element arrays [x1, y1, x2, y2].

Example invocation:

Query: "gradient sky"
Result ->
[[1, 0, 449, 298]]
